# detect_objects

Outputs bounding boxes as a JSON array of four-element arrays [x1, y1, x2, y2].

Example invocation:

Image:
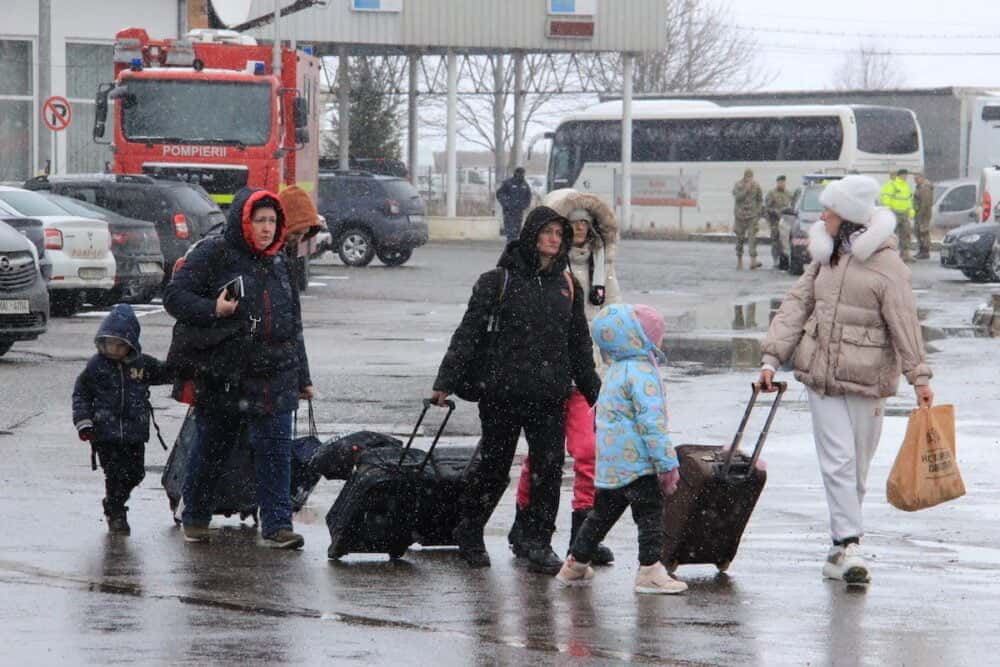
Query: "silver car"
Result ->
[[0, 220, 49, 357], [932, 178, 979, 230]]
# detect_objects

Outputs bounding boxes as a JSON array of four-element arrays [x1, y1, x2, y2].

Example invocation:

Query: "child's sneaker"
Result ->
[[556, 556, 595, 587], [260, 529, 305, 550], [634, 562, 688, 595], [183, 524, 211, 543], [822, 543, 870, 585]]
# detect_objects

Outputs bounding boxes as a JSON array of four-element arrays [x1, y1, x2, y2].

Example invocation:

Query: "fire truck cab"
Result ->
[[93, 28, 320, 208]]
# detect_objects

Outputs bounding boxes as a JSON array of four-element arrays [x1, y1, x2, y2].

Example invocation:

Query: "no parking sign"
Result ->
[[42, 96, 72, 132]]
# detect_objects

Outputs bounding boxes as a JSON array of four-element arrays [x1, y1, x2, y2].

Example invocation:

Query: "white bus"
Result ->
[[546, 101, 924, 231]]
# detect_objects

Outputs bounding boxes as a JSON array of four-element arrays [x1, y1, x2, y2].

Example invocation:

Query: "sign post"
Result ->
[[41, 95, 72, 175]]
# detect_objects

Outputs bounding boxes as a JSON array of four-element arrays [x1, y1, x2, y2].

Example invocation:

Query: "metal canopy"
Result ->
[[241, 0, 667, 55], [236, 0, 666, 224]]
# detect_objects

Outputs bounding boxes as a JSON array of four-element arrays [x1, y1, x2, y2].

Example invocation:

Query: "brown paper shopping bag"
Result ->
[[886, 404, 965, 511]]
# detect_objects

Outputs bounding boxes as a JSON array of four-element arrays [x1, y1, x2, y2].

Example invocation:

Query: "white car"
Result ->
[[0, 186, 115, 315]]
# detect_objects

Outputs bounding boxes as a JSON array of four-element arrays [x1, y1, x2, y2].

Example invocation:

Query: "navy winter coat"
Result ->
[[496, 175, 532, 214], [72, 304, 171, 446], [163, 187, 311, 415], [434, 206, 600, 405]]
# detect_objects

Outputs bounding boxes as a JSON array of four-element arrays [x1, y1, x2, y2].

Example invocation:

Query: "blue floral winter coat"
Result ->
[[591, 304, 678, 489]]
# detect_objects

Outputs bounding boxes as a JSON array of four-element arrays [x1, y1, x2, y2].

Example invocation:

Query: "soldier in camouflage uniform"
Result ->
[[912, 173, 934, 259], [764, 175, 794, 268], [732, 168, 764, 270]]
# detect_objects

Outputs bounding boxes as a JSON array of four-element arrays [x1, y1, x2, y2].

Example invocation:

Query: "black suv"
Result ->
[[317, 171, 428, 267], [24, 174, 225, 280]]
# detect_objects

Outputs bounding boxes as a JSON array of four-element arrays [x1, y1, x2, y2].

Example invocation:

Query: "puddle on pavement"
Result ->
[[669, 299, 779, 333], [909, 539, 1000, 566]]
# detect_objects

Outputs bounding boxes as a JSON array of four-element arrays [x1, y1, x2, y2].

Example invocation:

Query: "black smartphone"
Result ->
[[221, 276, 244, 301]]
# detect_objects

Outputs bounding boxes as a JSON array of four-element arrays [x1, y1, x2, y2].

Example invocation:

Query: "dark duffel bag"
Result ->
[[162, 407, 258, 524], [661, 382, 786, 574], [290, 400, 324, 511], [326, 400, 465, 561], [310, 430, 403, 481], [163, 406, 328, 525]]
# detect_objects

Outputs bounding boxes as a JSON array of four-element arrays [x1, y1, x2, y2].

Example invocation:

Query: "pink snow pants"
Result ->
[[516, 388, 596, 512]]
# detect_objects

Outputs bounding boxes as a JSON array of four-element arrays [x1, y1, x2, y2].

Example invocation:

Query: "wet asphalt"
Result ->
[[1, 239, 999, 665]]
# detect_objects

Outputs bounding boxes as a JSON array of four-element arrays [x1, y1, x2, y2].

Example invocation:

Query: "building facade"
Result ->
[[1, 0, 185, 181]]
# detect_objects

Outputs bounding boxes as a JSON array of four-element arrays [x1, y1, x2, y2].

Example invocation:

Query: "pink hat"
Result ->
[[633, 304, 665, 347]]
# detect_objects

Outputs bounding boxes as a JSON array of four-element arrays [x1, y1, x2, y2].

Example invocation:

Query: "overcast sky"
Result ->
[[215, 0, 1000, 91], [212, 0, 1000, 160], [711, 0, 1000, 91]]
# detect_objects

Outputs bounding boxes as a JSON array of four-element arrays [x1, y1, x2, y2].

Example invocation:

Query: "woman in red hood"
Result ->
[[164, 187, 314, 550]]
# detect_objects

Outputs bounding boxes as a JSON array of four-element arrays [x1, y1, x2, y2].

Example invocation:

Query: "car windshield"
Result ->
[[0, 189, 74, 217], [45, 194, 123, 222], [122, 79, 272, 146], [169, 185, 221, 213], [381, 179, 420, 200], [799, 187, 825, 212]]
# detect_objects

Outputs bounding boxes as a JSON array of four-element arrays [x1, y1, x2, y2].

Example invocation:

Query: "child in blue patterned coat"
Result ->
[[556, 303, 687, 594]]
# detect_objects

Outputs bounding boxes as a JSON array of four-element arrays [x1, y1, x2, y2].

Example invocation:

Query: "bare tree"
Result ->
[[418, 54, 586, 178], [832, 44, 907, 90], [592, 0, 771, 93]]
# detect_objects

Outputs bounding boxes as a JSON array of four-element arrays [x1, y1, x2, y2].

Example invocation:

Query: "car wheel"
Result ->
[[88, 288, 121, 308], [0, 340, 13, 357], [988, 245, 1000, 282], [961, 268, 991, 282], [376, 248, 412, 267], [337, 227, 375, 267], [50, 290, 84, 316]]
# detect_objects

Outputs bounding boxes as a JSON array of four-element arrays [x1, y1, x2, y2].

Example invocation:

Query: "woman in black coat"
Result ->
[[432, 205, 600, 574], [164, 186, 313, 549]]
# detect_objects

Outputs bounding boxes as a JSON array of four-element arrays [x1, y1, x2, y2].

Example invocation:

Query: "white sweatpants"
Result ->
[[806, 387, 886, 543]]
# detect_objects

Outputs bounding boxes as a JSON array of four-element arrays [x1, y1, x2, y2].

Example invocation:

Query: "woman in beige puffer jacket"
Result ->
[[759, 174, 934, 588], [510, 189, 621, 564]]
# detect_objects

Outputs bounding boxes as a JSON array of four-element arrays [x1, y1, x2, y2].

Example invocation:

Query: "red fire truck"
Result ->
[[93, 28, 320, 208]]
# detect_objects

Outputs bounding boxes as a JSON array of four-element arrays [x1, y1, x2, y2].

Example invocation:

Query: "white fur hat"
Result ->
[[818, 175, 881, 226]]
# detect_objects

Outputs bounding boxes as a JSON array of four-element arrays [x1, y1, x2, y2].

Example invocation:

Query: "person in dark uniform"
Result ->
[[496, 167, 533, 242]]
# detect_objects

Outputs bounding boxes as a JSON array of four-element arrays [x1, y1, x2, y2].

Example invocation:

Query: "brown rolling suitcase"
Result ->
[[661, 382, 787, 573]]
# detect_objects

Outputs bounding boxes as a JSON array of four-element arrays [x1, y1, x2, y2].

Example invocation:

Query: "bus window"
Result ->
[[853, 107, 918, 155], [782, 116, 843, 161]]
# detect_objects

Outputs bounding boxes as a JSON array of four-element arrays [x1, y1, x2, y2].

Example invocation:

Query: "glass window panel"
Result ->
[[0, 100, 32, 181], [66, 43, 113, 100], [0, 40, 31, 96]]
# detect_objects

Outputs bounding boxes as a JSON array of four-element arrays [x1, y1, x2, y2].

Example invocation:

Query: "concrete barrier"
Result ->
[[428, 216, 502, 241]]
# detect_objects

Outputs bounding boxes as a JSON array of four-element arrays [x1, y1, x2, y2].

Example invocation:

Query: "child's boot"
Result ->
[[556, 555, 594, 586], [634, 562, 687, 595]]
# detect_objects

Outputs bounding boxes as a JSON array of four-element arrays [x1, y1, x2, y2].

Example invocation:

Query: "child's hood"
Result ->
[[96, 303, 141, 361], [590, 303, 666, 363]]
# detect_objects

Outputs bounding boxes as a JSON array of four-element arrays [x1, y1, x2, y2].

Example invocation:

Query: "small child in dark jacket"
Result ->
[[72, 304, 172, 534]]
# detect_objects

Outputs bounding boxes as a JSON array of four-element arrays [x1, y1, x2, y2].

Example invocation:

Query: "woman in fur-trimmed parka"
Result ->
[[758, 175, 934, 588], [510, 189, 621, 565]]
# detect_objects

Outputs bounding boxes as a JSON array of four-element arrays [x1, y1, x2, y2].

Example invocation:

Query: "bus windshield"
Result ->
[[122, 79, 272, 146], [853, 107, 919, 155]]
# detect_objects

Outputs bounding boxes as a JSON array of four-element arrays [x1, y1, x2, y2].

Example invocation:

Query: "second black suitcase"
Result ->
[[326, 400, 483, 560]]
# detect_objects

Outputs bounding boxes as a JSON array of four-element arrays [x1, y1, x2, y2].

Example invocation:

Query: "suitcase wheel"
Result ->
[[388, 544, 409, 561], [328, 544, 348, 561], [666, 560, 679, 574], [716, 560, 731, 573], [239, 509, 260, 526]]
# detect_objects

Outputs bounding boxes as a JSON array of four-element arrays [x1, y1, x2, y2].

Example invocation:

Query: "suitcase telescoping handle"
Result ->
[[398, 398, 457, 471], [721, 381, 787, 479]]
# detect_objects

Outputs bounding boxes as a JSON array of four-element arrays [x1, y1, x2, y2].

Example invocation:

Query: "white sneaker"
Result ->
[[634, 562, 688, 595], [822, 543, 870, 585], [556, 556, 594, 587]]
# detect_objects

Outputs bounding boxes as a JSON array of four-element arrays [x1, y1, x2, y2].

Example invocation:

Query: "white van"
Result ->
[[978, 166, 1000, 222]]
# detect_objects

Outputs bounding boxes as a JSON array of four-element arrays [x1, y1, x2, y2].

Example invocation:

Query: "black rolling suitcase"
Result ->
[[163, 407, 323, 525], [326, 399, 480, 561], [661, 382, 787, 573]]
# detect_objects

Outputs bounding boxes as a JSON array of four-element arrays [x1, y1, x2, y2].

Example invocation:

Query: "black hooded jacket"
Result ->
[[72, 304, 172, 445], [434, 206, 600, 405], [163, 187, 311, 415]]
